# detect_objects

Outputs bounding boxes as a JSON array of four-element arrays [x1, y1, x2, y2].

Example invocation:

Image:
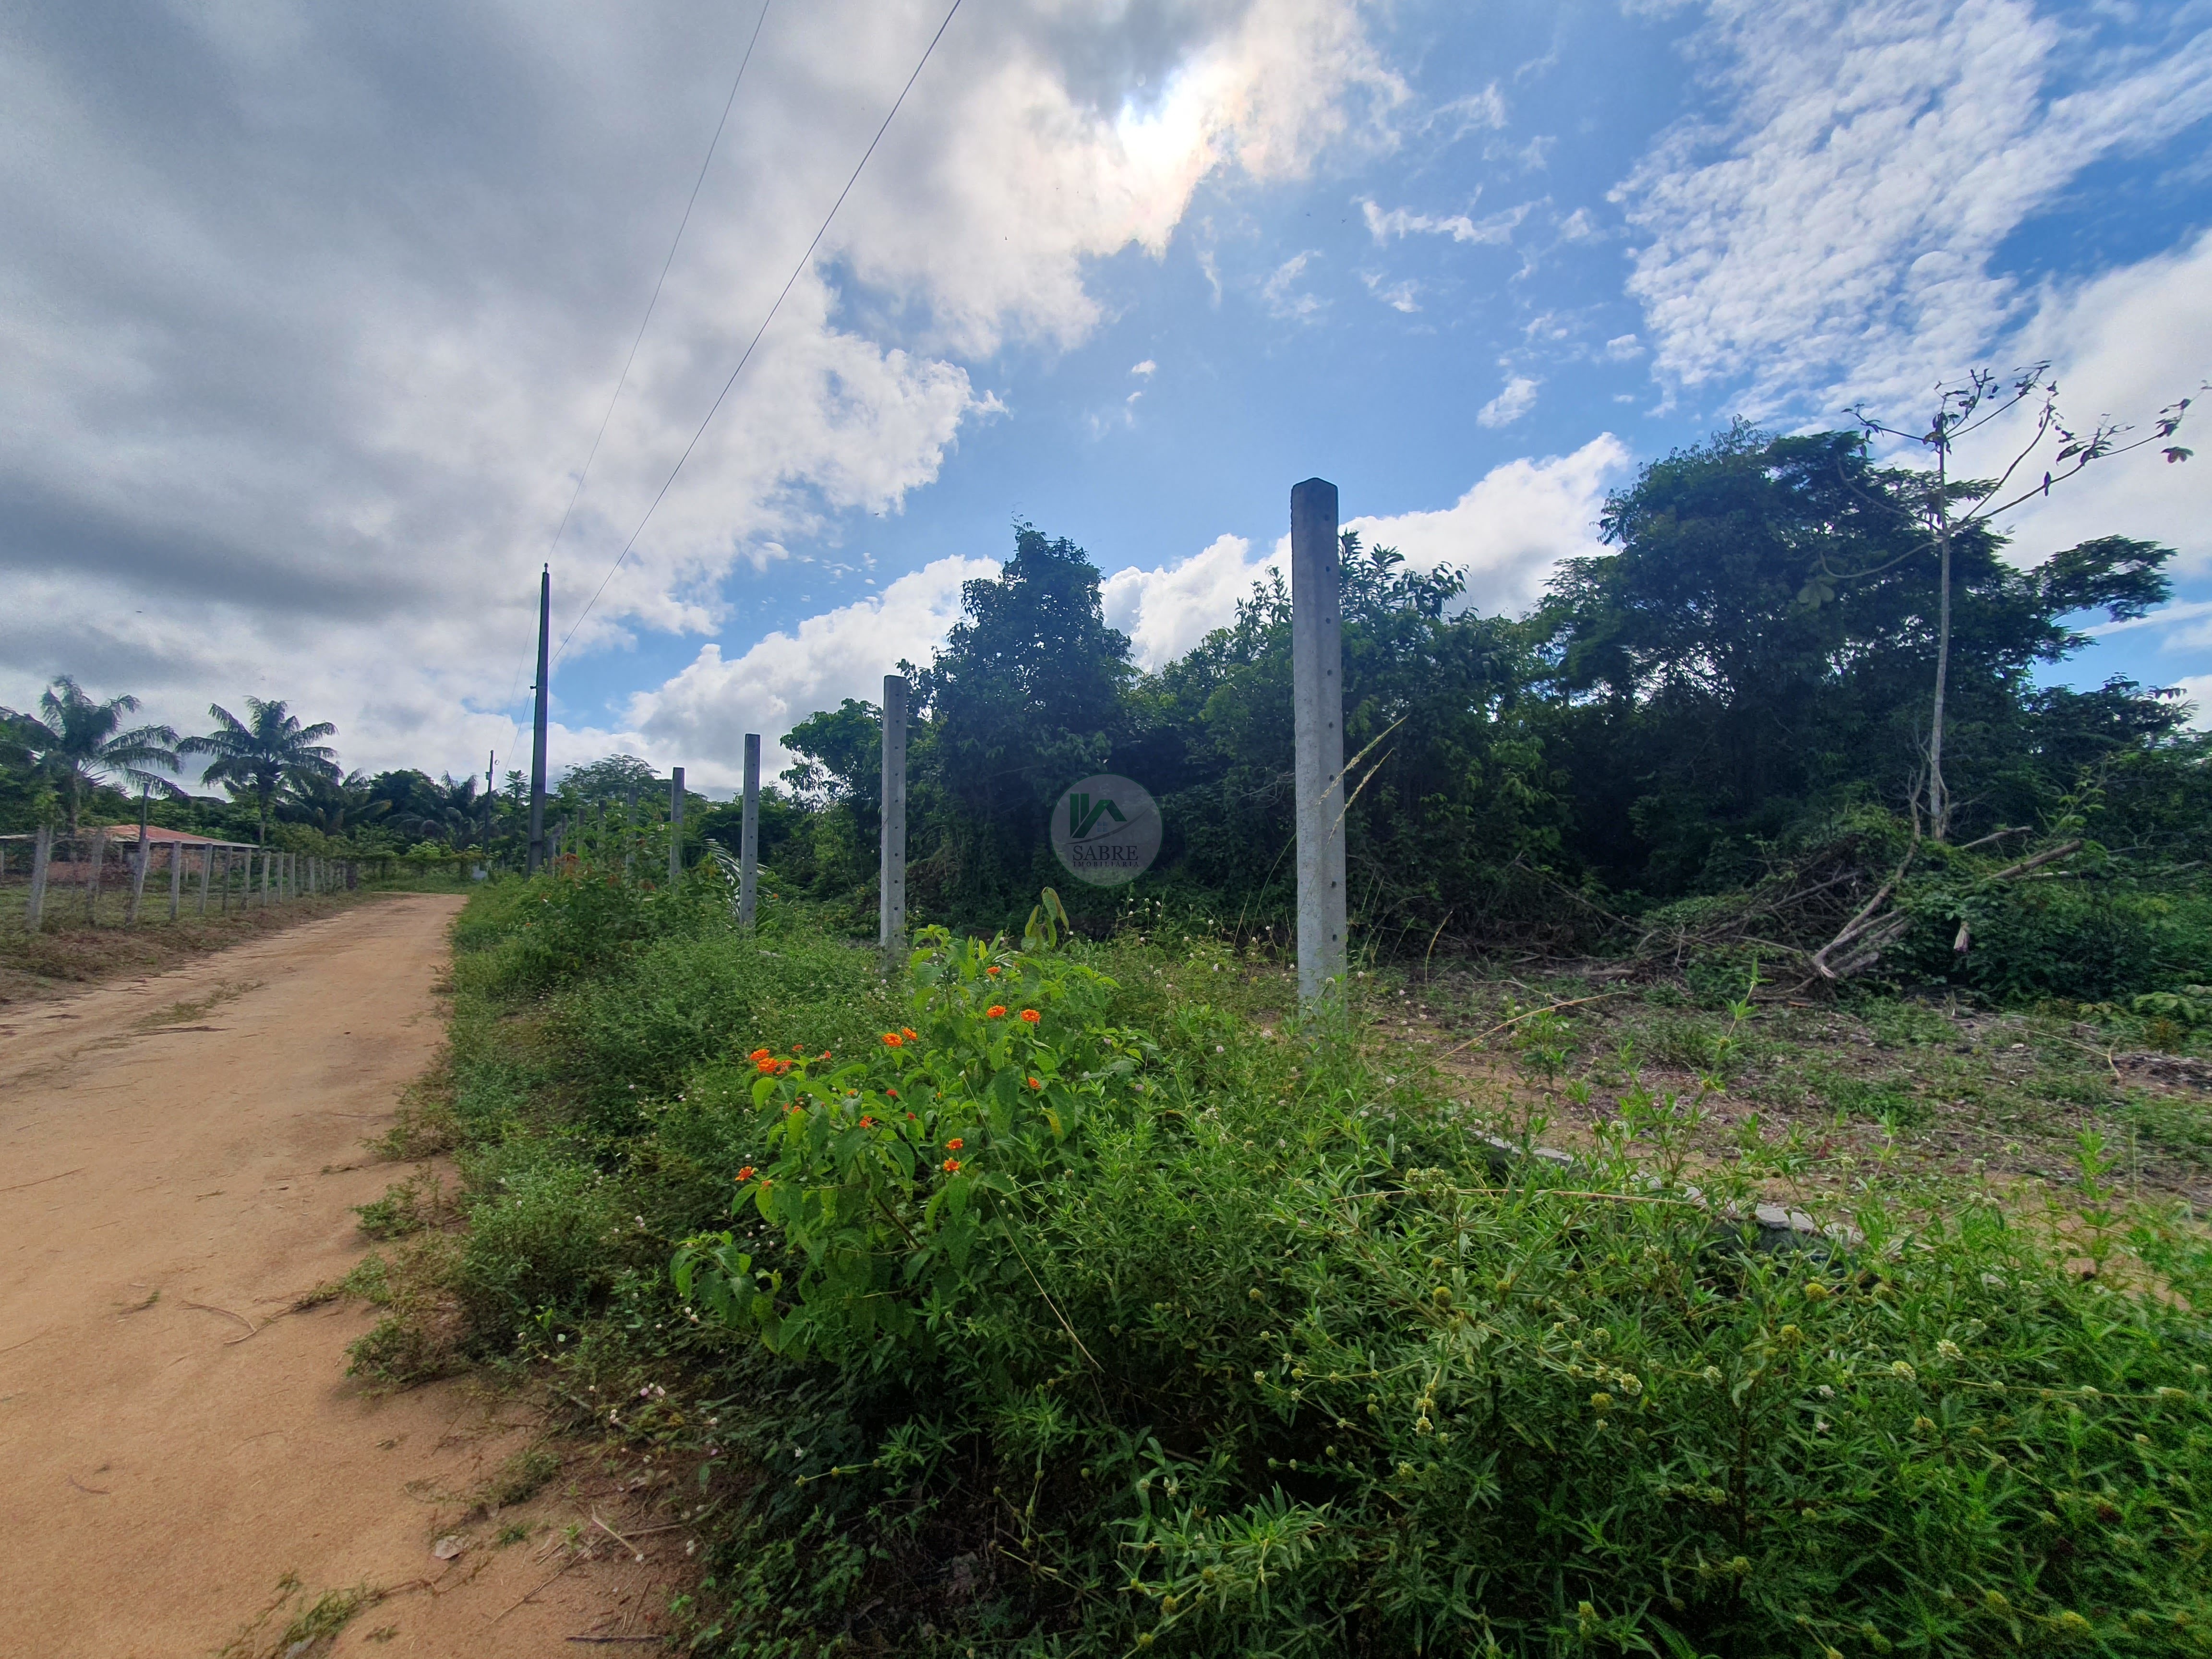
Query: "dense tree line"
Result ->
[[761, 424, 2209, 994]]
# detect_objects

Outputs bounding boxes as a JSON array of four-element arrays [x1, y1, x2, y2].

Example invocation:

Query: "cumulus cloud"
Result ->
[[1961, 228, 2212, 575], [1096, 437, 1630, 669], [1477, 375, 1542, 428], [0, 0, 1402, 779], [1615, 0, 2212, 415], [623, 554, 999, 785]]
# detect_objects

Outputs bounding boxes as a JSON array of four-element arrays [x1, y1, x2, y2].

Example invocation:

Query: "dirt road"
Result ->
[[0, 896, 680, 1658]]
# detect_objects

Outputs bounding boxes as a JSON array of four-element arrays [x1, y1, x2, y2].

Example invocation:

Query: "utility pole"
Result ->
[[126, 783, 152, 926], [1291, 478, 1347, 1004], [879, 675, 907, 974], [739, 733, 760, 927], [484, 748, 496, 859], [667, 768, 686, 884], [529, 565, 551, 875]]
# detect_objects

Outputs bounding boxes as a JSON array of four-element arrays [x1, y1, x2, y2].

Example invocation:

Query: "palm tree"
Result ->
[[0, 676, 180, 834], [396, 774, 483, 850], [281, 769, 391, 836], [180, 698, 340, 844]]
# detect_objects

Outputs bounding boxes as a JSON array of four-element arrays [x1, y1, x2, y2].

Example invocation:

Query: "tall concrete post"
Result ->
[[1291, 477, 1347, 1004], [528, 565, 551, 876], [878, 675, 907, 974], [169, 840, 182, 919], [739, 733, 760, 928], [127, 788, 152, 926], [198, 843, 212, 915], [667, 767, 685, 884], [26, 824, 50, 928]]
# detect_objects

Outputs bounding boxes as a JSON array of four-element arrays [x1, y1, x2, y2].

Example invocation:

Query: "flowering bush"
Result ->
[[676, 916, 1153, 1359]]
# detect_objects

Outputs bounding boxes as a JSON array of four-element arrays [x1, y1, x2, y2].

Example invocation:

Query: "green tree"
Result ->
[[910, 524, 1134, 924], [1543, 423, 2177, 890], [180, 697, 340, 845], [0, 675, 180, 834]]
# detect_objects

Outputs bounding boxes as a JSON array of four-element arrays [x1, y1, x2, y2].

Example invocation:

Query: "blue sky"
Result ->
[[2, 0, 2208, 792]]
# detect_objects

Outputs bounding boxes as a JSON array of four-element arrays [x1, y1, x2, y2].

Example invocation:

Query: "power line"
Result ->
[[502, 0, 773, 712], [549, 0, 967, 675], [544, 0, 775, 570]]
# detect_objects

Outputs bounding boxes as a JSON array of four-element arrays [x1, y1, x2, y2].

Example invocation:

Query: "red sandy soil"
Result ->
[[0, 896, 691, 1658]]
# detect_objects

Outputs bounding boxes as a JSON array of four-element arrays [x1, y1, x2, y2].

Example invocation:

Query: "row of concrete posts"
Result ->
[[518, 479, 1344, 997]]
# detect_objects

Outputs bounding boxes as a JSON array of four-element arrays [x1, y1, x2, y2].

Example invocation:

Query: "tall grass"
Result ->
[[403, 870, 2212, 1657]]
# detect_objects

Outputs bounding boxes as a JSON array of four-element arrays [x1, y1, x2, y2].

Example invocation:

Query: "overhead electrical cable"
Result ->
[[549, 0, 966, 674], [502, 0, 772, 711]]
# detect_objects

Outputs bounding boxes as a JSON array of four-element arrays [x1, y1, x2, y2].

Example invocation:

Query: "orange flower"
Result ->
[[748, 1047, 772, 1062], [885, 1087, 899, 1099], [774, 1060, 792, 1075], [1028, 1076, 1042, 1090], [756, 1056, 778, 1074], [901, 1026, 918, 1041], [818, 1050, 831, 1060], [941, 1158, 962, 1175], [736, 1166, 756, 1182], [906, 1112, 916, 1120], [882, 1032, 904, 1047], [986, 965, 1002, 976], [986, 1005, 1007, 1019], [791, 1044, 805, 1055], [1019, 1009, 1041, 1024], [946, 1137, 963, 1151], [859, 1117, 876, 1129]]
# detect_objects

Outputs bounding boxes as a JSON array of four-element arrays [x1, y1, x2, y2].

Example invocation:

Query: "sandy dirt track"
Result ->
[[0, 896, 683, 1658]]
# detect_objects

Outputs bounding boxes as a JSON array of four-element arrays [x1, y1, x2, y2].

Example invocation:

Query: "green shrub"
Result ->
[[670, 938, 2212, 1657], [433, 884, 2212, 1657], [454, 1144, 623, 1339]]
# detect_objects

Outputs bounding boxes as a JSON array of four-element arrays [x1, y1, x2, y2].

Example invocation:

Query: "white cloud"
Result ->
[[2174, 675, 2212, 729], [1962, 228, 2212, 575], [1604, 333, 1645, 361], [1347, 434, 1630, 614], [1477, 375, 1542, 428], [1360, 270, 1422, 312], [1361, 197, 1531, 245], [623, 554, 998, 786], [0, 0, 1405, 781], [1426, 83, 1510, 139], [1096, 437, 1630, 668], [1130, 359, 1158, 377], [1615, 0, 2212, 414], [1103, 533, 1274, 667], [1262, 251, 1326, 320]]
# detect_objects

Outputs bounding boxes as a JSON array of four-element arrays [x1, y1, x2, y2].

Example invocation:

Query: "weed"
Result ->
[[424, 876, 2212, 1658], [480, 1444, 561, 1510], [352, 1170, 453, 1240]]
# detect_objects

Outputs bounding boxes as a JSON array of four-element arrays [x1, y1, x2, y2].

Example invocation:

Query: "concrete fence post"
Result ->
[[878, 675, 908, 974], [169, 840, 183, 920], [668, 768, 685, 885], [260, 849, 270, 908], [26, 825, 50, 928], [1291, 477, 1348, 1005], [739, 733, 760, 928], [198, 844, 212, 915]]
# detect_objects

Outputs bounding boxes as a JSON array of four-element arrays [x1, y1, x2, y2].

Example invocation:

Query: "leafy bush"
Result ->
[[432, 882, 2212, 1657]]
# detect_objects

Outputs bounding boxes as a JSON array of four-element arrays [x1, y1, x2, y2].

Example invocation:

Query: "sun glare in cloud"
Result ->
[[3, 0, 2207, 784]]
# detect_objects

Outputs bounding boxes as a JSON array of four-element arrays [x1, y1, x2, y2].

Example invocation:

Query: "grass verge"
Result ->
[[360, 870, 2212, 1657]]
